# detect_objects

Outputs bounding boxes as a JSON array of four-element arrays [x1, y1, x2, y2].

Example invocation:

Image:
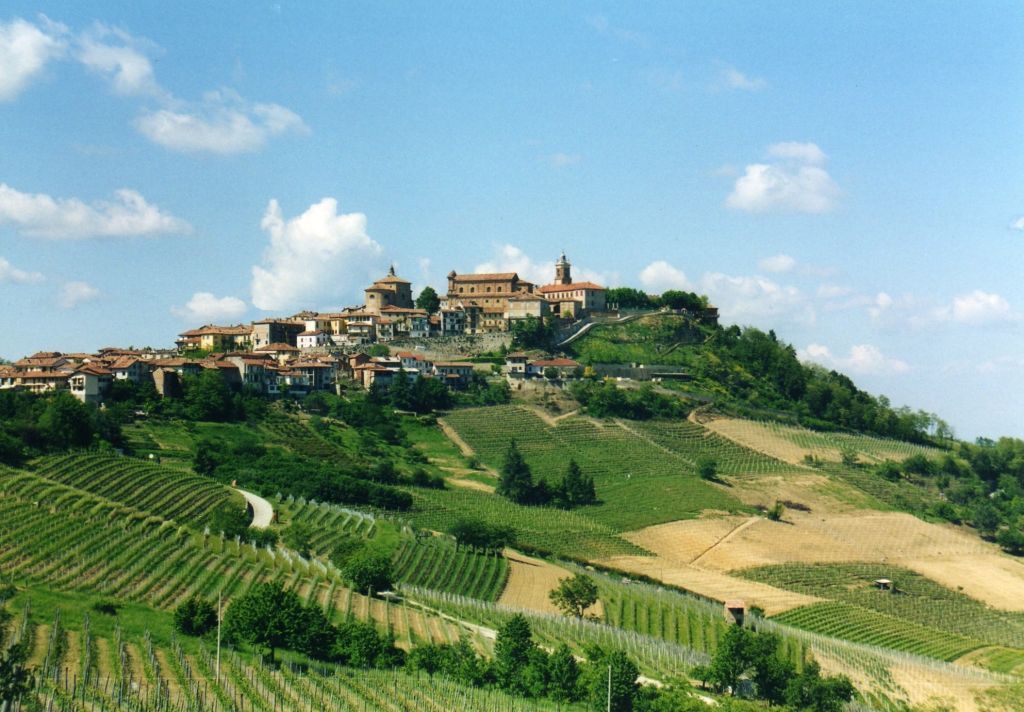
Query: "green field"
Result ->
[[441, 406, 763, 533], [30, 452, 237, 525], [742, 563, 1024, 656]]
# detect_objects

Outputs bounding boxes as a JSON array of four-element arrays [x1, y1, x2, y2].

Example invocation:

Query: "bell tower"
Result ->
[[555, 252, 572, 285]]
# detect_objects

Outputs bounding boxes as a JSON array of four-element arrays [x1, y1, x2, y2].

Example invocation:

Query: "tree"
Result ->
[[38, 392, 93, 449], [223, 582, 305, 661], [697, 456, 718, 482], [708, 625, 757, 694], [549, 573, 599, 618], [492, 614, 536, 693], [558, 459, 596, 508], [543, 366, 559, 380], [184, 370, 236, 422], [333, 619, 403, 668], [0, 606, 32, 712], [173, 595, 218, 636], [972, 500, 1002, 538], [496, 440, 536, 504], [208, 500, 251, 539], [581, 647, 639, 712], [415, 286, 441, 314], [342, 550, 393, 593], [785, 661, 855, 712], [547, 643, 581, 701]]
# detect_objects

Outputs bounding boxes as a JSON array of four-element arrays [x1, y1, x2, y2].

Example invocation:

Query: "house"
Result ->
[[107, 356, 150, 383], [506, 294, 550, 321], [440, 308, 467, 335], [396, 352, 433, 374], [528, 357, 581, 378], [69, 363, 113, 404], [221, 354, 274, 392], [253, 342, 300, 363], [364, 266, 414, 314], [297, 330, 331, 350], [344, 311, 378, 343], [250, 319, 304, 349], [504, 352, 529, 376], [289, 359, 336, 391], [432, 362, 475, 388], [176, 324, 253, 352]]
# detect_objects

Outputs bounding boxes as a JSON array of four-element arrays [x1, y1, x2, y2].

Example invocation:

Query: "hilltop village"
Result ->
[[0, 255, 715, 405]]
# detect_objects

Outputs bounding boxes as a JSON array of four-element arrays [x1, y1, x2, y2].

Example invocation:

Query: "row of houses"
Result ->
[[175, 254, 612, 353]]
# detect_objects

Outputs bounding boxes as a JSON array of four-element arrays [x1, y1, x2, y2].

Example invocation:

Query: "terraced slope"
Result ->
[[31, 452, 235, 525]]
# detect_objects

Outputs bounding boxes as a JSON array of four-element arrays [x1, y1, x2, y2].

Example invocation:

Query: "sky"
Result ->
[[0, 2, 1021, 440]]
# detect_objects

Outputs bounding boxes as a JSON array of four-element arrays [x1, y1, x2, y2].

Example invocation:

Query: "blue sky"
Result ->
[[1, 2, 1021, 439]]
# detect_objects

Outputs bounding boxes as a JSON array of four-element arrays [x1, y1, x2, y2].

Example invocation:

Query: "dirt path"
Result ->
[[689, 516, 760, 566], [236, 488, 273, 529], [437, 419, 476, 457], [444, 476, 495, 493], [523, 406, 580, 427]]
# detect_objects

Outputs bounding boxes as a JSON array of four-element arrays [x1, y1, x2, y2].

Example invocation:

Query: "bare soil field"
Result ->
[[621, 509, 1024, 612], [705, 418, 815, 465], [596, 554, 820, 615], [500, 550, 603, 618]]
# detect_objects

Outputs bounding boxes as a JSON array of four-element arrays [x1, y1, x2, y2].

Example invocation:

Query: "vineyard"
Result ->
[[4, 603, 574, 712], [705, 418, 944, 466], [406, 485, 646, 560], [29, 453, 237, 526], [393, 538, 508, 602], [741, 563, 1024, 653], [441, 406, 756, 532]]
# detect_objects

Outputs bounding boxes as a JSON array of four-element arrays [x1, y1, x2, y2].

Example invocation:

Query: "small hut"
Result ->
[[724, 599, 746, 625], [874, 578, 893, 592]]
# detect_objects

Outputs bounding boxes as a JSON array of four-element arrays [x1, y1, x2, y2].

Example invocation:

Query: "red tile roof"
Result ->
[[537, 282, 605, 293]]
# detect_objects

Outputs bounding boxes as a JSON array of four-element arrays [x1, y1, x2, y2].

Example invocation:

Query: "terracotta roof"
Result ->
[[379, 305, 428, 314], [179, 324, 252, 336], [537, 281, 605, 293], [253, 318, 302, 326], [375, 274, 411, 284], [109, 357, 142, 369], [450, 272, 519, 282], [254, 342, 299, 352], [531, 358, 580, 368], [298, 330, 324, 336], [74, 363, 112, 376]]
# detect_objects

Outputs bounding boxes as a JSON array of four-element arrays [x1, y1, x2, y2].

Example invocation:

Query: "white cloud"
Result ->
[[251, 197, 385, 311], [1011, 216, 1024, 231], [76, 23, 162, 97], [57, 281, 100, 309], [0, 17, 67, 101], [0, 183, 190, 239], [766, 141, 827, 165], [726, 142, 839, 214], [639, 260, 689, 292], [549, 152, 582, 168], [171, 292, 247, 323], [474, 245, 550, 285], [939, 290, 1015, 326], [799, 342, 909, 376], [700, 272, 813, 325], [136, 90, 307, 154], [0, 257, 44, 284], [722, 66, 766, 91], [757, 254, 796, 273]]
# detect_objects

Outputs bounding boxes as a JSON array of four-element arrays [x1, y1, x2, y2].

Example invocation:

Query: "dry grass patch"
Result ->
[[499, 550, 603, 618]]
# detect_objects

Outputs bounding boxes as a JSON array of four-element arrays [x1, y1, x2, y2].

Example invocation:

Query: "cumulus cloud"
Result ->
[[171, 291, 247, 323], [57, 281, 100, 308], [798, 343, 910, 376], [639, 260, 689, 292], [757, 254, 796, 273], [721, 66, 766, 91], [251, 198, 385, 311], [934, 290, 1015, 326], [0, 257, 44, 284], [474, 245, 550, 285], [1011, 216, 1024, 231], [726, 142, 839, 214], [699, 272, 813, 325], [0, 182, 190, 239], [136, 90, 307, 154], [0, 16, 67, 101], [76, 23, 162, 97]]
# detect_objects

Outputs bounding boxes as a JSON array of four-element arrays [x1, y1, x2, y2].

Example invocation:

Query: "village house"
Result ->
[[432, 361, 475, 388], [176, 325, 253, 352], [534, 253, 606, 316], [253, 342, 300, 363], [297, 330, 331, 350], [528, 357, 581, 378], [250, 319, 304, 350], [69, 363, 113, 404]]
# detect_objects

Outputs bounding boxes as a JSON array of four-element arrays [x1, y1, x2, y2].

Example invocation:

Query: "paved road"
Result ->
[[236, 488, 274, 529]]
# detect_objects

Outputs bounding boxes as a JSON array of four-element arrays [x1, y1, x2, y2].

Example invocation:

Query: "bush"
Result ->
[[174, 596, 218, 636], [697, 457, 718, 481], [343, 551, 393, 593]]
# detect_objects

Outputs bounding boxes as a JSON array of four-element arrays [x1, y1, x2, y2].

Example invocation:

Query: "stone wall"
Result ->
[[386, 332, 512, 358]]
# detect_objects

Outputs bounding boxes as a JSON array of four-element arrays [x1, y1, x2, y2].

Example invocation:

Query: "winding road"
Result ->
[[236, 488, 274, 529]]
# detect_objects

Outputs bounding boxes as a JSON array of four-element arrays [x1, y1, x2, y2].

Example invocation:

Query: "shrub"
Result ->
[[174, 596, 218, 636]]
